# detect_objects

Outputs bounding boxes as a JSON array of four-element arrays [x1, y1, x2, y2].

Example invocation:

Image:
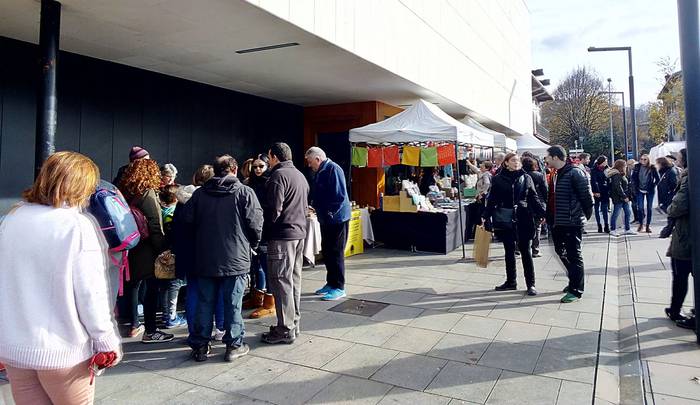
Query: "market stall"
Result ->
[[461, 117, 517, 153], [649, 141, 685, 161], [349, 100, 495, 256], [516, 132, 550, 156]]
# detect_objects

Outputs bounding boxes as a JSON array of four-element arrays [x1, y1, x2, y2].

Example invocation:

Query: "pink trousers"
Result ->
[[5, 360, 94, 405]]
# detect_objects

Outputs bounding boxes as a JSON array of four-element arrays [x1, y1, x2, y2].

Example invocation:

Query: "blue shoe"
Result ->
[[165, 314, 187, 329], [321, 289, 346, 301], [315, 285, 333, 295]]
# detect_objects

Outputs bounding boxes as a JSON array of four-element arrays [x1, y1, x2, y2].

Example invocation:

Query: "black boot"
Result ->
[[665, 307, 689, 322], [604, 225, 610, 233], [597, 224, 603, 233], [676, 316, 696, 330], [495, 281, 517, 291]]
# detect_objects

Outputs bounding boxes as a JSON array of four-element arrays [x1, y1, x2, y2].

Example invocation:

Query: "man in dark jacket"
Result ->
[[590, 156, 611, 233], [306, 146, 352, 301], [185, 155, 263, 362], [544, 145, 594, 303], [261, 142, 309, 344]]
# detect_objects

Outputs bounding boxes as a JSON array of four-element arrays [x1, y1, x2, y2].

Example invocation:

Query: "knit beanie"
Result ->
[[129, 146, 149, 161]]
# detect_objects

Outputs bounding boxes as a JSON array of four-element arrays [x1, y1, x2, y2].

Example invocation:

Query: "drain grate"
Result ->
[[328, 299, 389, 317]]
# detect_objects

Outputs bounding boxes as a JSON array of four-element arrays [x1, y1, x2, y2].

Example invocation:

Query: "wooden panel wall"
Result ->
[[0, 37, 304, 212], [303, 101, 402, 208]]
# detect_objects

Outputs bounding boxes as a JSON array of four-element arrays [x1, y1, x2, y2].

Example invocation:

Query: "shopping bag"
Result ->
[[473, 225, 492, 268], [437, 144, 456, 165], [351, 146, 368, 167], [383, 146, 400, 166], [401, 146, 420, 166]]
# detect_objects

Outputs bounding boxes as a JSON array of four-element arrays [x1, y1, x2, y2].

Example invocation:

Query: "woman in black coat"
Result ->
[[590, 156, 611, 233], [482, 153, 546, 296], [656, 157, 678, 213]]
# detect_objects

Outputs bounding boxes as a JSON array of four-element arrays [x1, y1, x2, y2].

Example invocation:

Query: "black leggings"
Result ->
[[495, 230, 535, 287]]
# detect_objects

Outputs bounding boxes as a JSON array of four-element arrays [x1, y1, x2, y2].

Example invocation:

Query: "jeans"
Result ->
[[670, 258, 692, 315], [130, 278, 159, 333], [187, 275, 247, 349], [594, 197, 610, 227], [186, 277, 225, 336], [610, 202, 632, 231], [267, 239, 304, 332], [636, 190, 655, 226], [160, 278, 185, 320], [532, 224, 542, 254], [320, 221, 349, 290], [251, 245, 268, 291], [552, 226, 585, 297], [495, 230, 535, 287]]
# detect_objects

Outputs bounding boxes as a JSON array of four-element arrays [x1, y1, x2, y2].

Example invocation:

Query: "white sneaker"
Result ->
[[213, 329, 225, 341], [625, 230, 638, 235], [610, 230, 621, 237]]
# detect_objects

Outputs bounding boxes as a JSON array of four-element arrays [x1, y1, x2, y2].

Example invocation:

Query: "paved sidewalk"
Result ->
[[1, 217, 698, 404]]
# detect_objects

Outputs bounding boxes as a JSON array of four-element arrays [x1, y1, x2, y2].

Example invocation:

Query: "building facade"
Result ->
[[0, 0, 532, 210]]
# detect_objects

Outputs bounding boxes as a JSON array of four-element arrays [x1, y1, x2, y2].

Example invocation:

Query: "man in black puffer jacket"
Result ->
[[544, 145, 594, 303], [184, 155, 263, 362]]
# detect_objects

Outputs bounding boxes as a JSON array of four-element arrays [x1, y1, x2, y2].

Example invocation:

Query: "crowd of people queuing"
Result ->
[[0, 141, 353, 403], [0, 139, 694, 403]]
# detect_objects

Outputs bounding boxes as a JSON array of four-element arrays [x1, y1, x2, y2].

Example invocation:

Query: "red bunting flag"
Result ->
[[383, 146, 400, 166], [437, 144, 456, 165]]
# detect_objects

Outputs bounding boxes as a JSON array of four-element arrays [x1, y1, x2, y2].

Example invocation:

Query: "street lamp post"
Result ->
[[588, 46, 638, 159], [599, 91, 629, 159], [607, 79, 615, 163]]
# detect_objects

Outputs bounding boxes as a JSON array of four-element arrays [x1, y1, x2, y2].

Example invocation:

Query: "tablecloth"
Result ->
[[359, 208, 375, 244], [304, 215, 322, 265]]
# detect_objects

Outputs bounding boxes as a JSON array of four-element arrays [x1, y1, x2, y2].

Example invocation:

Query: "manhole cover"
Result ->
[[328, 299, 389, 317]]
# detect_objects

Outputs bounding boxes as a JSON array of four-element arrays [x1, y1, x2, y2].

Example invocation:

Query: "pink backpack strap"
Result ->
[[109, 251, 131, 296]]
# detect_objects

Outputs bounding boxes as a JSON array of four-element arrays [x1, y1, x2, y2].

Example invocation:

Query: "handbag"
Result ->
[[491, 175, 526, 231], [154, 250, 176, 279]]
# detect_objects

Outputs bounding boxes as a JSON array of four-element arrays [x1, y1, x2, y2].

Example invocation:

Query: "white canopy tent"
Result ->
[[460, 117, 516, 152], [349, 99, 495, 147], [649, 141, 685, 161], [516, 133, 550, 156]]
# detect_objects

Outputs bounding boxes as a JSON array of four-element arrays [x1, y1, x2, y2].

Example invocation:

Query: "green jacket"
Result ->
[[606, 169, 630, 204], [128, 188, 166, 280], [667, 170, 690, 260]]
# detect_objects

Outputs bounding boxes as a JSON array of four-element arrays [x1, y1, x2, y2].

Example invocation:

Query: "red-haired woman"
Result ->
[[0, 152, 121, 404], [119, 159, 173, 343]]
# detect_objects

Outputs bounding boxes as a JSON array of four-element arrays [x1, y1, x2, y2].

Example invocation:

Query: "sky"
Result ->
[[528, 0, 681, 107]]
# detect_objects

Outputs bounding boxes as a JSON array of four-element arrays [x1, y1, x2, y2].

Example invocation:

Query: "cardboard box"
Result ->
[[383, 195, 401, 212]]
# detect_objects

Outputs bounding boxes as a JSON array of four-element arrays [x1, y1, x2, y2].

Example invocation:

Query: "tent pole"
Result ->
[[454, 141, 466, 259]]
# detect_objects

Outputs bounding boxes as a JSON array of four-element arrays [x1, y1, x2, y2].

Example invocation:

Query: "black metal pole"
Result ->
[[454, 142, 466, 259], [34, 0, 61, 179], [622, 106, 629, 159], [677, 0, 700, 343], [628, 48, 639, 158]]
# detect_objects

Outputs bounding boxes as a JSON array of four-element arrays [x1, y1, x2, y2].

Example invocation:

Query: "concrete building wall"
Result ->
[[248, 0, 532, 134]]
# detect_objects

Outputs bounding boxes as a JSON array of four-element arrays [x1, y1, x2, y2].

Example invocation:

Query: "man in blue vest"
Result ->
[[305, 147, 352, 301]]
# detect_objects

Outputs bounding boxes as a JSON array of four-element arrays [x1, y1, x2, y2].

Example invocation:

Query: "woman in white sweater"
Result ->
[[0, 151, 121, 405]]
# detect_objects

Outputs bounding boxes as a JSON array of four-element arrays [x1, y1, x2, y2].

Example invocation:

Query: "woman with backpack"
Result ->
[[119, 159, 173, 343], [482, 153, 546, 296], [0, 152, 121, 404], [630, 154, 660, 233], [243, 154, 275, 318], [607, 159, 637, 237]]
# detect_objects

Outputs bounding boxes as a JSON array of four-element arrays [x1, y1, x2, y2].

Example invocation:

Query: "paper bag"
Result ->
[[473, 225, 492, 268]]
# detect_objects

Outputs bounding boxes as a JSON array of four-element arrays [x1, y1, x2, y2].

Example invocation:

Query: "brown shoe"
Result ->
[[645, 225, 652, 233], [637, 224, 644, 233], [243, 289, 265, 310], [250, 294, 275, 319]]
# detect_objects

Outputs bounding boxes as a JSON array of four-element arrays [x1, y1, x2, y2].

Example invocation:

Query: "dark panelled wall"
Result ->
[[0, 37, 304, 211]]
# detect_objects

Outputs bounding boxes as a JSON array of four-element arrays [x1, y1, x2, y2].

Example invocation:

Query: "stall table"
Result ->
[[370, 208, 468, 254]]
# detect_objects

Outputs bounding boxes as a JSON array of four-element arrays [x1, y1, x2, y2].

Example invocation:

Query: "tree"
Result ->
[[581, 104, 626, 161], [541, 67, 609, 149], [648, 56, 685, 141]]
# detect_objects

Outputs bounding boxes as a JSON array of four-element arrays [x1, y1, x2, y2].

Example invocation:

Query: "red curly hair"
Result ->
[[119, 159, 161, 200]]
